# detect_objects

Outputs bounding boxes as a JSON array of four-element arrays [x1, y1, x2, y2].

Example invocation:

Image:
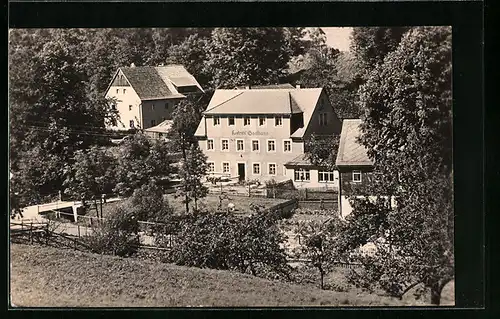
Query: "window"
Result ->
[[319, 113, 328, 126], [111, 103, 116, 110], [207, 139, 214, 151], [228, 117, 235, 126], [244, 117, 251, 126], [222, 162, 230, 174], [236, 139, 244, 151], [267, 140, 276, 152], [208, 162, 215, 173], [294, 169, 311, 181], [164, 102, 169, 110], [275, 116, 283, 126], [129, 105, 133, 111], [252, 163, 260, 175], [129, 120, 135, 128], [151, 120, 156, 127], [123, 89, 126, 94], [319, 171, 335, 182], [259, 116, 266, 126], [116, 89, 119, 94], [251, 140, 260, 152], [221, 139, 229, 151], [151, 104, 155, 111], [352, 170, 362, 183], [213, 117, 220, 126], [268, 163, 276, 176], [283, 140, 291, 152]]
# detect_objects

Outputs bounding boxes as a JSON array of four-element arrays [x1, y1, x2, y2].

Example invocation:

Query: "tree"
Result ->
[[290, 28, 361, 119], [350, 27, 411, 73], [63, 146, 117, 218], [9, 29, 117, 205], [114, 133, 173, 197], [168, 97, 205, 213], [342, 27, 453, 305], [165, 33, 212, 88], [305, 133, 340, 170], [204, 28, 297, 88], [294, 221, 332, 290], [176, 144, 209, 213], [130, 183, 172, 223]]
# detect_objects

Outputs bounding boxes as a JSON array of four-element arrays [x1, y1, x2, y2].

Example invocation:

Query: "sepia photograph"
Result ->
[[9, 26, 454, 307]]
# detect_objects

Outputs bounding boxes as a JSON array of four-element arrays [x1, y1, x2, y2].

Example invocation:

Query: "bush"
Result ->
[[167, 211, 291, 278], [84, 205, 140, 257]]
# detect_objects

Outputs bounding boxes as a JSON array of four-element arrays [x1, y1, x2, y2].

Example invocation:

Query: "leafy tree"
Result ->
[[9, 29, 117, 205], [204, 28, 297, 88], [343, 27, 453, 305], [176, 144, 209, 213], [130, 182, 173, 222], [304, 133, 340, 170], [168, 97, 205, 213], [290, 28, 361, 119], [114, 133, 173, 197], [63, 146, 117, 218], [294, 221, 332, 290], [165, 33, 212, 88], [350, 27, 411, 73]]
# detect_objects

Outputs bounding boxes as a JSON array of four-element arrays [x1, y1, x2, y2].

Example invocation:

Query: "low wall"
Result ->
[[298, 200, 337, 211]]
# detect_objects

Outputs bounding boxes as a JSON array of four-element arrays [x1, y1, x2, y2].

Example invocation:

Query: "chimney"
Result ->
[[130, 63, 136, 68], [296, 84, 301, 89]]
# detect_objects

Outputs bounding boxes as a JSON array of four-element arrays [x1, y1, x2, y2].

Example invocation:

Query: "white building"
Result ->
[[104, 64, 203, 130], [194, 85, 342, 188]]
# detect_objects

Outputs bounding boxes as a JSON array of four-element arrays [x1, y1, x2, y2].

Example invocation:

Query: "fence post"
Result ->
[[45, 224, 49, 245], [29, 222, 33, 244]]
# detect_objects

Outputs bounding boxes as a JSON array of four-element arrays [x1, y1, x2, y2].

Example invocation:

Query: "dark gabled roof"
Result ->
[[194, 87, 324, 139], [335, 119, 374, 167], [120, 66, 174, 100], [109, 64, 203, 101]]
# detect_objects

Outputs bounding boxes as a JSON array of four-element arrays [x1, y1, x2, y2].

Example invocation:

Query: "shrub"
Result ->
[[168, 211, 291, 278], [84, 205, 140, 257]]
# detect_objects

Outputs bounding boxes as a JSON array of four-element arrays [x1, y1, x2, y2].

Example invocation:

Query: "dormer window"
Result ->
[[259, 116, 266, 126], [275, 116, 283, 126], [244, 117, 251, 126]]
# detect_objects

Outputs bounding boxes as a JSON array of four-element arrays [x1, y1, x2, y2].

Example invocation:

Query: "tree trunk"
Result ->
[[430, 283, 441, 306]]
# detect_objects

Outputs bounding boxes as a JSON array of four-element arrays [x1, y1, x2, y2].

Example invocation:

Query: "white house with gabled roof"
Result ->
[[104, 64, 204, 130], [194, 85, 342, 184]]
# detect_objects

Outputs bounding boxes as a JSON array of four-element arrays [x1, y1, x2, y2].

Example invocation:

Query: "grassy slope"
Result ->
[[11, 244, 408, 308]]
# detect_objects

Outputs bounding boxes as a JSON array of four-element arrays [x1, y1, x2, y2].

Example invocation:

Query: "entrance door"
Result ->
[[238, 163, 246, 181]]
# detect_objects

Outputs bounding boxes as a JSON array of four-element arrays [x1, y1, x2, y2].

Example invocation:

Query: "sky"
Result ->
[[321, 27, 353, 52]]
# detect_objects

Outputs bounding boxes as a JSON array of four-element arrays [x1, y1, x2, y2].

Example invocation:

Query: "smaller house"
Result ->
[[335, 119, 375, 218], [105, 64, 203, 130], [144, 120, 173, 140]]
